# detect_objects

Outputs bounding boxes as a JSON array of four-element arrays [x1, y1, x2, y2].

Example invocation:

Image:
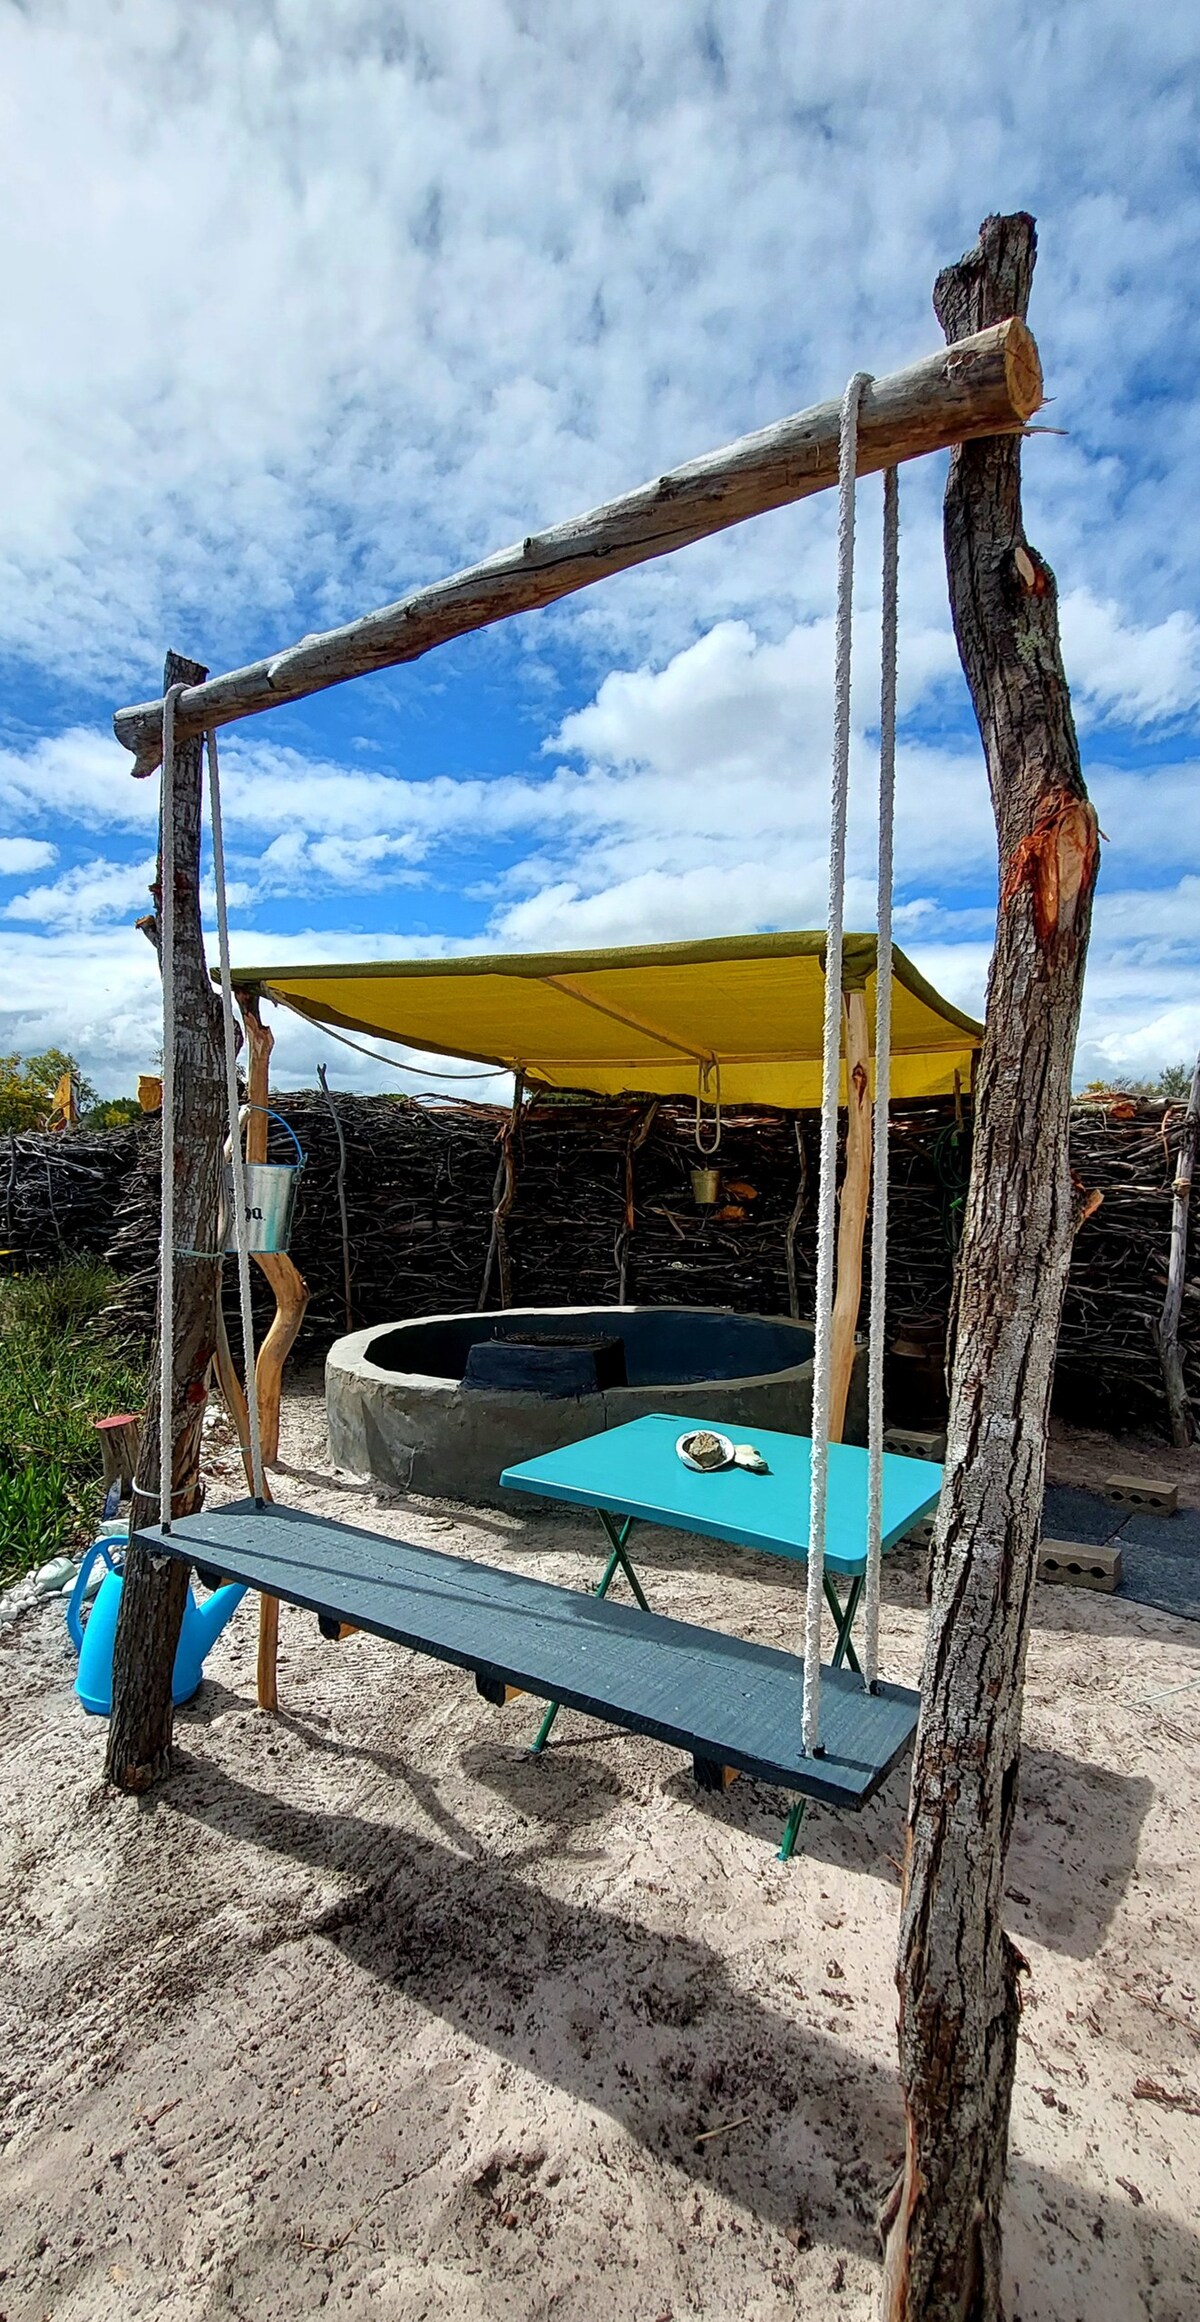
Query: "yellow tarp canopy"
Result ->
[[234, 930, 981, 1109]]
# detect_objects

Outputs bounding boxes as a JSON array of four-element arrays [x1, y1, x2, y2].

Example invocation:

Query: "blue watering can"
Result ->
[[66, 1540, 247, 1716]]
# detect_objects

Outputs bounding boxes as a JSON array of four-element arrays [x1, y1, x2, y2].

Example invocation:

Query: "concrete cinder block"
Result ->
[[1038, 1539, 1124, 1592], [884, 1426, 947, 1463], [1104, 1474, 1179, 1516]]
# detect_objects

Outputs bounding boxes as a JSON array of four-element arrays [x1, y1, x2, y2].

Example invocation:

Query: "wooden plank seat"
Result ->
[[135, 1500, 919, 1809]]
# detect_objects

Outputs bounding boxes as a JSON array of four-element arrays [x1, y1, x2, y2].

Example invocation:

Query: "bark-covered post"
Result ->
[[106, 652, 227, 1793], [881, 216, 1101, 2318]]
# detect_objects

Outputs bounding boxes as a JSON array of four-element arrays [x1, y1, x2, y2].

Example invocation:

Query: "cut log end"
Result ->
[[1002, 315, 1044, 423]]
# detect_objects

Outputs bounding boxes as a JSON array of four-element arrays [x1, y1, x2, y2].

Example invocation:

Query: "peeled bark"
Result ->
[[106, 652, 226, 1793], [881, 216, 1100, 2318]]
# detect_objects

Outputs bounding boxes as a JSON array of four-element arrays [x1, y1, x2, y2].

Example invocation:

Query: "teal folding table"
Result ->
[[500, 1412, 941, 1773]]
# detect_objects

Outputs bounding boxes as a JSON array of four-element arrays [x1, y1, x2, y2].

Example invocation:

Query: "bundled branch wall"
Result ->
[[44, 1091, 1193, 1434], [3, 1127, 140, 1262]]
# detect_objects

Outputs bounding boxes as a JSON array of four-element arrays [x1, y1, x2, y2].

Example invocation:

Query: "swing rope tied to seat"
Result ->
[[157, 683, 183, 1532], [157, 697, 268, 1521], [206, 726, 267, 1509], [864, 464, 899, 1694], [802, 374, 898, 1753]]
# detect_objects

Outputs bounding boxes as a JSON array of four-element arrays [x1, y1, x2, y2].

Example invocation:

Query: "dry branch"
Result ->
[[95, 1091, 1196, 1435]]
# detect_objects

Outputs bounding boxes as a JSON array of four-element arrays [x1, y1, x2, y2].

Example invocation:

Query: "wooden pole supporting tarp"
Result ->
[[114, 319, 1042, 777], [237, 991, 310, 1468], [237, 991, 308, 1712], [880, 214, 1101, 2322]]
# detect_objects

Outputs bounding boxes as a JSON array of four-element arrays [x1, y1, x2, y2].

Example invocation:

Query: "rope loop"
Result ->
[[862, 465, 899, 1691]]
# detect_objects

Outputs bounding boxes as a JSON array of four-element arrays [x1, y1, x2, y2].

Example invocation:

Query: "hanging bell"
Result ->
[[691, 1165, 721, 1206]]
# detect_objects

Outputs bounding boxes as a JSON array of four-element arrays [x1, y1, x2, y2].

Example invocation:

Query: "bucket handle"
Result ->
[[65, 1538, 124, 1654], [231, 1106, 305, 1169]]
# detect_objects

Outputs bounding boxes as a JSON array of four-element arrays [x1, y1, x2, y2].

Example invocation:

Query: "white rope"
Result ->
[[803, 372, 870, 1755], [863, 466, 899, 1691], [289, 1014, 505, 1082], [158, 684, 185, 1531], [206, 728, 267, 1505]]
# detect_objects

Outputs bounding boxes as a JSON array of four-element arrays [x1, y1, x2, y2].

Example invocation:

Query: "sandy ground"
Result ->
[[2, 1389, 1199, 2322]]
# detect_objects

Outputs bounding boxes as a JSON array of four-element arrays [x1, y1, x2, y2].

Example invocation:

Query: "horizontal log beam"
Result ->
[[115, 318, 1041, 775]]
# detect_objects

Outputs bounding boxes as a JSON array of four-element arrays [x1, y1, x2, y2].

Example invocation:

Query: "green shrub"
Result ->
[[0, 1262, 145, 1585]]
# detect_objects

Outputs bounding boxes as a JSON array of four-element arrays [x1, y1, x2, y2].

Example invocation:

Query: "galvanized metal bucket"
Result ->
[[224, 1110, 305, 1255]]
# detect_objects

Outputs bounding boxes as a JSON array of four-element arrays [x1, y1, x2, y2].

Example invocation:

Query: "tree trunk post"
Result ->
[[1153, 1050, 1199, 1447], [881, 215, 1101, 2319], [106, 652, 226, 1793]]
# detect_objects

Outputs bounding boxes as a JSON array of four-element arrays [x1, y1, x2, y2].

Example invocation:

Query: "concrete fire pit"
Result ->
[[326, 1303, 865, 1505]]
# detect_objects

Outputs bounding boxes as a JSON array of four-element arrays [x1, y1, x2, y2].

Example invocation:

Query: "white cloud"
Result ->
[[2, 3, 1199, 1093], [0, 837, 56, 874], [0, 0, 1198, 690], [3, 856, 157, 928], [1061, 590, 1200, 727], [0, 919, 506, 1100]]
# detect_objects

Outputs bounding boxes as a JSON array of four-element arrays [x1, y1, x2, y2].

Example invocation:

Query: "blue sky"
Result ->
[[2, 1, 1199, 1097]]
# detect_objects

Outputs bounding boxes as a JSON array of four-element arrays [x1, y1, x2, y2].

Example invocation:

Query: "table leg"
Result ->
[[529, 1513, 644, 1755], [778, 1798, 807, 1861], [777, 1577, 864, 1861], [825, 1571, 863, 1674]]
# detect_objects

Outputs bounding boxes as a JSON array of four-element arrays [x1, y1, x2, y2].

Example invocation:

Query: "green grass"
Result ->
[[0, 1262, 145, 1587]]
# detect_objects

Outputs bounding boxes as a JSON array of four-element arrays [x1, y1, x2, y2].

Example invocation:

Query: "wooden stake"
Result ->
[[106, 652, 226, 1794], [114, 321, 1042, 776], [882, 215, 1101, 2321], [829, 989, 872, 1441], [1153, 1050, 1200, 1446]]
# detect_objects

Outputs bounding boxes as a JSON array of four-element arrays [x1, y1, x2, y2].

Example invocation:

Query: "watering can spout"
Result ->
[[189, 1581, 248, 1657]]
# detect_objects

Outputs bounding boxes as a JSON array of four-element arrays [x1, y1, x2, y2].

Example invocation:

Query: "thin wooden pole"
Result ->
[[114, 320, 1042, 776], [1154, 1050, 1200, 1446], [784, 1118, 810, 1322], [829, 990, 872, 1441], [106, 651, 226, 1793]]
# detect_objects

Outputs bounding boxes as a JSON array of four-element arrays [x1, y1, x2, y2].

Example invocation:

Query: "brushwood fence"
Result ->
[[4, 1095, 1195, 1435]]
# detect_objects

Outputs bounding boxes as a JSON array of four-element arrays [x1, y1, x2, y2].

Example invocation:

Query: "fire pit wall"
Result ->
[[325, 1304, 867, 1506]]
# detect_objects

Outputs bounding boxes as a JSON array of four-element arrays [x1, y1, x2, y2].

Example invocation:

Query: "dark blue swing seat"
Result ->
[[136, 1499, 918, 1809]]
